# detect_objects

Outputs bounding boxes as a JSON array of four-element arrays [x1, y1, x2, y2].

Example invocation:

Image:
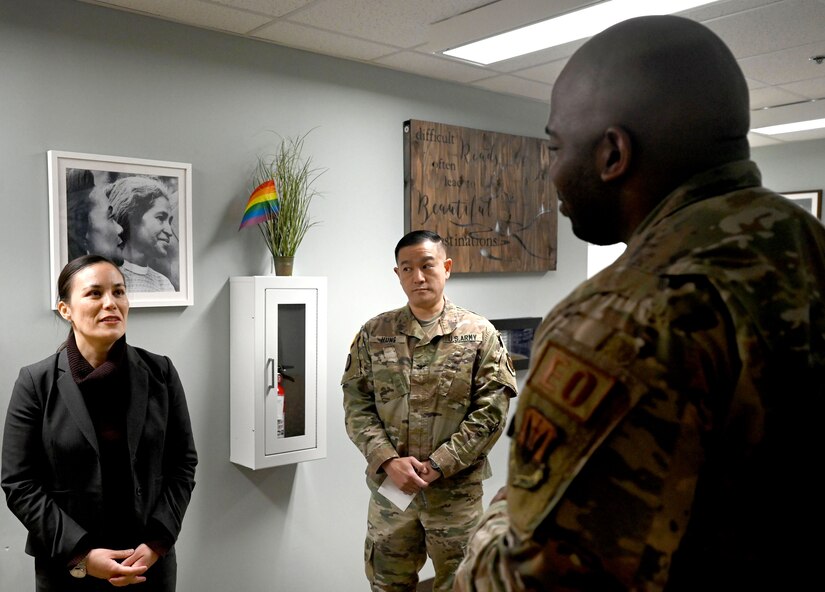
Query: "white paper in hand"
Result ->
[[377, 477, 416, 511]]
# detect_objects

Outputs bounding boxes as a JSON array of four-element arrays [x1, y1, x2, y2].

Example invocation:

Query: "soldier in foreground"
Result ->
[[342, 230, 517, 591], [456, 15, 825, 591]]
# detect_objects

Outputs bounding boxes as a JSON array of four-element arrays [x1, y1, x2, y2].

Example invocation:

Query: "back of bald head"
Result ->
[[556, 15, 750, 182]]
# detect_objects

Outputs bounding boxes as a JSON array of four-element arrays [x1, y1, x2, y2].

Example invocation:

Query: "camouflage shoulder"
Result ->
[[361, 305, 409, 333], [447, 304, 497, 334]]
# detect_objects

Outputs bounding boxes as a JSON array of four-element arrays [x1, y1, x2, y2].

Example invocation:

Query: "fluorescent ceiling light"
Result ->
[[442, 0, 720, 65], [751, 118, 825, 135]]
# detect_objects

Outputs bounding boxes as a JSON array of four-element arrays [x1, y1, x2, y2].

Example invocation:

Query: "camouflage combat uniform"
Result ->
[[455, 160, 825, 591], [342, 299, 518, 592]]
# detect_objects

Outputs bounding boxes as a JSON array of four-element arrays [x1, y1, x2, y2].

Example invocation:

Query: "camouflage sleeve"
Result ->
[[430, 328, 518, 478], [454, 499, 519, 592], [341, 327, 398, 476], [457, 274, 738, 589]]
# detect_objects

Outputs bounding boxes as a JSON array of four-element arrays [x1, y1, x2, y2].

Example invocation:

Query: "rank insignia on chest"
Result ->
[[527, 344, 616, 423]]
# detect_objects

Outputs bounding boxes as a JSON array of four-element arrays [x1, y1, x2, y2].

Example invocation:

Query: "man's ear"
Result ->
[[443, 258, 453, 278], [598, 126, 631, 182]]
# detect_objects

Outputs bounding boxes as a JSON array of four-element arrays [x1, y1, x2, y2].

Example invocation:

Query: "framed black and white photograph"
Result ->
[[781, 190, 822, 219], [48, 150, 193, 308]]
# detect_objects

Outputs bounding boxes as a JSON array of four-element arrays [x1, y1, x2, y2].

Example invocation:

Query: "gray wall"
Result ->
[[2, 1, 823, 591], [754, 139, 825, 211], [0, 1, 583, 590]]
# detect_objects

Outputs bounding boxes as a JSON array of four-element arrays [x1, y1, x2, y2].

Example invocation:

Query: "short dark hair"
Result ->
[[57, 254, 123, 305], [394, 230, 443, 261]]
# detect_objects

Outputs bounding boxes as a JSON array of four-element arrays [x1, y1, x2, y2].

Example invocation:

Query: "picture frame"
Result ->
[[780, 190, 821, 219], [404, 119, 557, 274], [48, 150, 194, 308]]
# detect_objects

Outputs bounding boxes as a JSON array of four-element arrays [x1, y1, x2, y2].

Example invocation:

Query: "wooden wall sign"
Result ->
[[403, 119, 557, 273]]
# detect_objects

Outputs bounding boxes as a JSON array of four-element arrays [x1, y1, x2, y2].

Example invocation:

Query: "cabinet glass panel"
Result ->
[[264, 288, 317, 455]]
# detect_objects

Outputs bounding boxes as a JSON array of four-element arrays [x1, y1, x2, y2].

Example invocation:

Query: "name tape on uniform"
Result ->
[[370, 336, 402, 344], [444, 333, 483, 343]]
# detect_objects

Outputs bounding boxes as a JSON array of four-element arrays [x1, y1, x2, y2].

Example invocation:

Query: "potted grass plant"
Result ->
[[240, 131, 325, 275]]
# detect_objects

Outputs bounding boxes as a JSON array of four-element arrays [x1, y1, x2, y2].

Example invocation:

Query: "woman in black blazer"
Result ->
[[2, 255, 197, 591]]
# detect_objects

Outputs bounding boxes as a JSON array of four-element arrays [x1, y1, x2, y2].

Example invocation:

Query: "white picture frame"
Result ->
[[781, 190, 821, 219], [48, 150, 194, 308]]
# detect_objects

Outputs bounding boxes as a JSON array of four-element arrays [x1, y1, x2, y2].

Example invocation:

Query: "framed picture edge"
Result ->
[[780, 189, 821, 219], [47, 150, 194, 309]]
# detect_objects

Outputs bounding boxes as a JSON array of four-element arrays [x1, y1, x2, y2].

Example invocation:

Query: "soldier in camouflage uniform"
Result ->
[[342, 230, 518, 592], [455, 15, 825, 591]]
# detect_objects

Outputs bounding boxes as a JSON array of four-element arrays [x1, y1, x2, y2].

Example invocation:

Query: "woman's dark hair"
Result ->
[[57, 254, 123, 304]]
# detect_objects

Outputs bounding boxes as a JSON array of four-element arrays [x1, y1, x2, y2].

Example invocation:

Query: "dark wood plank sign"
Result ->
[[404, 119, 557, 273]]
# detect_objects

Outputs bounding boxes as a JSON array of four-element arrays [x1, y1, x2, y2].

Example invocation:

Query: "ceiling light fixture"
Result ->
[[442, 0, 721, 65], [751, 118, 825, 136]]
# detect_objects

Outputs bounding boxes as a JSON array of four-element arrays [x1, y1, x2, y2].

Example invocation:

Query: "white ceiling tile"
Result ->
[[740, 41, 825, 85], [511, 60, 569, 84], [210, 0, 314, 18], [252, 20, 397, 60], [470, 75, 552, 102], [681, 0, 782, 22], [285, 0, 493, 48], [426, 0, 589, 52], [85, 0, 272, 34], [374, 51, 491, 84], [749, 85, 809, 108], [751, 92, 825, 126], [781, 75, 825, 98], [704, 0, 825, 59], [746, 77, 769, 90]]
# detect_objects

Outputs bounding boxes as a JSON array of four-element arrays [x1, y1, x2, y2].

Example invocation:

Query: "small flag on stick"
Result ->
[[239, 179, 279, 230]]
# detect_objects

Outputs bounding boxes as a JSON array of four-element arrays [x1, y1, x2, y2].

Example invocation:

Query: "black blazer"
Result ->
[[1, 345, 197, 571]]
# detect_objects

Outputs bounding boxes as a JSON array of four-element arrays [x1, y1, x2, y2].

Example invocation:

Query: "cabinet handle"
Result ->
[[267, 357, 275, 391]]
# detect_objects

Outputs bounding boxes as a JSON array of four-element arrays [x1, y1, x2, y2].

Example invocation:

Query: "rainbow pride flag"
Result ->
[[239, 179, 279, 229]]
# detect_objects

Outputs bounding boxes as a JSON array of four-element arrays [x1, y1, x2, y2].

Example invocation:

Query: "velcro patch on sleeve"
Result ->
[[527, 344, 616, 423], [517, 407, 561, 465]]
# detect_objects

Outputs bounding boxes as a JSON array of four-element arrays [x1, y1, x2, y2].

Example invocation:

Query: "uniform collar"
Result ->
[[631, 160, 762, 241], [400, 298, 460, 338]]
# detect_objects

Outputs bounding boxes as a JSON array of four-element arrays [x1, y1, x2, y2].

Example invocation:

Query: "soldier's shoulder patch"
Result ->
[[505, 353, 516, 376], [444, 332, 483, 343], [527, 343, 616, 423]]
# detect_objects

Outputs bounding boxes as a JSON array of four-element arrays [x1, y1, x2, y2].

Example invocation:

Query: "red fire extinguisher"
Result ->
[[276, 364, 294, 439]]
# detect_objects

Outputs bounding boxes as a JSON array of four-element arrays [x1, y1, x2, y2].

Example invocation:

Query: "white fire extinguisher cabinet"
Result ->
[[230, 276, 327, 469]]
